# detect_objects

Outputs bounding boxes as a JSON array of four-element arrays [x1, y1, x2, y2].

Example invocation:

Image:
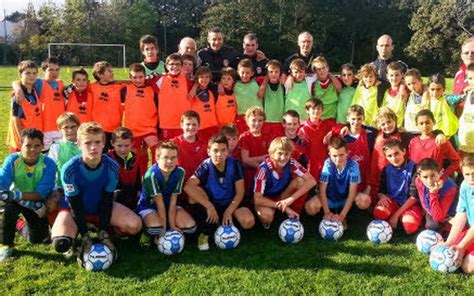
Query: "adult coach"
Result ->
[[372, 34, 408, 82], [240, 33, 268, 77], [283, 32, 316, 75], [454, 37, 474, 95], [197, 28, 241, 81], [178, 37, 198, 57]]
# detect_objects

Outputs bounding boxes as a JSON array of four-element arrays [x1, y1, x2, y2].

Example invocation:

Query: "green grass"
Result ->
[[0, 67, 471, 294]]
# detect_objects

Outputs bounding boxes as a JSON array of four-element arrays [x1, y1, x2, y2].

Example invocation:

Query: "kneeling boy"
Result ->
[[0, 128, 56, 261], [373, 139, 422, 234], [444, 154, 474, 274], [305, 137, 360, 224], [50, 122, 142, 261], [185, 135, 255, 250], [136, 141, 196, 247], [254, 137, 316, 228]]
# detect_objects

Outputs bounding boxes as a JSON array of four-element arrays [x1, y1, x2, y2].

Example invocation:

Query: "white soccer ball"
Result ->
[[367, 220, 393, 244], [214, 225, 241, 249], [278, 218, 304, 244], [82, 243, 114, 271], [157, 230, 185, 255], [319, 219, 344, 240], [430, 245, 460, 273], [416, 230, 444, 254]]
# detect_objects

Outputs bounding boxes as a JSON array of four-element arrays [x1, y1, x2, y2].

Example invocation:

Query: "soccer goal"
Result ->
[[47, 43, 127, 68]]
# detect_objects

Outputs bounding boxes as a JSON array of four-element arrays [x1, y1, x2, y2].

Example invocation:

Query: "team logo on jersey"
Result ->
[[99, 92, 109, 101], [136, 89, 145, 98], [53, 92, 61, 101], [64, 184, 75, 193], [171, 79, 179, 88], [256, 67, 262, 74], [223, 59, 229, 67]]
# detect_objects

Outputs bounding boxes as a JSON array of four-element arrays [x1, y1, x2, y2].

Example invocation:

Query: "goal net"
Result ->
[[47, 43, 127, 68]]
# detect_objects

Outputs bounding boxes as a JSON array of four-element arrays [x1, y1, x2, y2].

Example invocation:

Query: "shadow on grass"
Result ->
[[15, 249, 66, 264], [105, 213, 411, 280]]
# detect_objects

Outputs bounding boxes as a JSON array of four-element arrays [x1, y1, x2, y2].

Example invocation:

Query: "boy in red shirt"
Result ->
[[219, 124, 241, 160], [65, 68, 92, 123], [297, 99, 338, 186], [123, 63, 159, 174], [89, 61, 125, 151], [414, 158, 458, 232], [408, 109, 460, 178], [282, 110, 308, 167], [239, 107, 273, 196], [173, 111, 208, 184]]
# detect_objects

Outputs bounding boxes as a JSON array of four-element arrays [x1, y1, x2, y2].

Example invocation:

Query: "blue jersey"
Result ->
[[380, 161, 416, 206], [195, 157, 243, 206], [0, 153, 56, 200], [457, 181, 474, 226], [320, 158, 360, 209], [60, 155, 119, 215], [254, 157, 307, 197], [136, 164, 185, 213]]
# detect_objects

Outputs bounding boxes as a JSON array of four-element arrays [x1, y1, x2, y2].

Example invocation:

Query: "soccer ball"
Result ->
[[214, 225, 241, 249], [430, 245, 460, 273], [157, 230, 185, 255], [82, 243, 114, 271], [416, 230, 444, 254], [278, 218, 304, 244], [366, 220, 393, 244], [318, 219, 344, 240]]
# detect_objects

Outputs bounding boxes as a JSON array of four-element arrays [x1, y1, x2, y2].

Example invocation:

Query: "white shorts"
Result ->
[[138, 206, 182, 219], [43, 131, 62, 151]]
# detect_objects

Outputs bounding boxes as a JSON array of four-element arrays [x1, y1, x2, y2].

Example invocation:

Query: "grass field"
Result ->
[[0, 66, 471, 295]]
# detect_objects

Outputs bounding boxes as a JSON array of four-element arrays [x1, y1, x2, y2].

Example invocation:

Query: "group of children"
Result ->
[[1, 34, 473, 274]]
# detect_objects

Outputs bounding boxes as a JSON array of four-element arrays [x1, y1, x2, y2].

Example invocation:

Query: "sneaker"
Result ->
[[139, 233, 152, 248], [262, 223, 271, 230], [63, 248, 77, 260], [0, 246, 14, 263], [198, 234, 209, 251]]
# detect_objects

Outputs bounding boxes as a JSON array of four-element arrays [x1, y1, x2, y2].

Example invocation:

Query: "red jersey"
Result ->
[[367, 131, 402, 188], [415, 176, 458, 222], [408, 136, 460, 177], [173, 135, 208, 182], [297, 118, 338, 181], [344, 128, 373, 191], [107, 150, 141, 210], [239, 130, 273, 192]]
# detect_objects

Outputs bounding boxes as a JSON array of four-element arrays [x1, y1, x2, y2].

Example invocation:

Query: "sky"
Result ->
[[1, 0, 65, 16]]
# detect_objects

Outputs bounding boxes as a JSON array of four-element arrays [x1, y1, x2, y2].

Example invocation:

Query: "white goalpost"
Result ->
[[47, 42, 127, 68]]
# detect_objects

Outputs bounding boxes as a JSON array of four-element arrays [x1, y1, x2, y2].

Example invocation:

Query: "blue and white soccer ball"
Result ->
[[429, 245, 460, 273], [157, 230, 185, 255], [416, 230, 444, 254], [214, 225, 241, 249], [318, 219, 344, 241], [82, 243, 114, 271], [367, 220, 393, 244], [278, 218, 304, 244]]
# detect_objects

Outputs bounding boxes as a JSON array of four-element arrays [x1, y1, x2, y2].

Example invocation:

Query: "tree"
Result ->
[[405, 0, 474, 74]]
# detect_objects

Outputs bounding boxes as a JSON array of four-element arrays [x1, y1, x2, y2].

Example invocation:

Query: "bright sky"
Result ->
[[1, 0, 65, 16]]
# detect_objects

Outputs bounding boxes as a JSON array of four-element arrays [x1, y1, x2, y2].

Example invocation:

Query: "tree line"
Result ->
[[2, 0, 472, 74]]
